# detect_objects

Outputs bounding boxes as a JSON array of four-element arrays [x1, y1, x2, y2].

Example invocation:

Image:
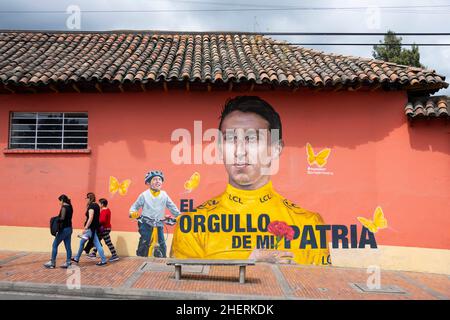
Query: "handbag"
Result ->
[[50, 216, 60, 236]]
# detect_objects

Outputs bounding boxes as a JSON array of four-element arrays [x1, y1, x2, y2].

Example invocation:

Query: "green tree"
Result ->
[[373, 31, 424, 68]]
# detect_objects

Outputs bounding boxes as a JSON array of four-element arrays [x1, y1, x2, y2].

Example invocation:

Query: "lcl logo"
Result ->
[[229, 194, 243, 204], [260, 194, 272, 203]]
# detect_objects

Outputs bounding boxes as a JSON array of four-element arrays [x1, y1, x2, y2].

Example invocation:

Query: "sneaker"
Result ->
[[96, 261, 107, 267], [108, 256, 120, 262], [71, 257, 79, 264], [43, 261, 55, 269], [87, 253, 97, 259], [60, 262, 71, 269]]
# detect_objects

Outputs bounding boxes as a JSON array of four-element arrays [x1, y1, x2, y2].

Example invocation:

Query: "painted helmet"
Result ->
[[144, 170, 164, 184]]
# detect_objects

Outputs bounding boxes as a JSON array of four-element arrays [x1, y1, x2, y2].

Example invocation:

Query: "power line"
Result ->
[[2, 5, 450, 14], [145, 0, 321, 9], [156, 1, 450, 10]]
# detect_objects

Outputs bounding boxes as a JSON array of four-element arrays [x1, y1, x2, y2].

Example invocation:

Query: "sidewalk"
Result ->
[[0, 250, 448, 300]]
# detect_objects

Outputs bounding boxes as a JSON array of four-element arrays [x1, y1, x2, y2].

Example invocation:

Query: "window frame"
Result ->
[[7, 111, 89, 151]]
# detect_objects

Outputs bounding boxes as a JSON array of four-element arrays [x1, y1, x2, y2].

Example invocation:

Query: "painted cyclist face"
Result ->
[[148, 176, 163, 191], [220, 110, 281, 190]]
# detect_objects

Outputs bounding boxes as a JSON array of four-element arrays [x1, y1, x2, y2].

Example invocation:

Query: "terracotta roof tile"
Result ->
[[405, 96, 449, 120], [0, 31, 448, 93]]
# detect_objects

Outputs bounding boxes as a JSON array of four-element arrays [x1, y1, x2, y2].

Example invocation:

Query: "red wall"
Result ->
[[0, 90, 449, 249]]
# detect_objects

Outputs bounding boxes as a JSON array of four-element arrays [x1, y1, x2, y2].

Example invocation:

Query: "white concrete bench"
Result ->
[[166, 259, 256, 284]]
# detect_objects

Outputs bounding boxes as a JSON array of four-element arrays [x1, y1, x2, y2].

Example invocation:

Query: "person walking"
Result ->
[[86, 198, 119, 262], [44, 194, 73, 269], [71, 192, 108, 266]]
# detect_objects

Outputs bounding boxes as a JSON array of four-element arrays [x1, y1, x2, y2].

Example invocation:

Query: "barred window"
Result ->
[[9, 112, 88, 150]]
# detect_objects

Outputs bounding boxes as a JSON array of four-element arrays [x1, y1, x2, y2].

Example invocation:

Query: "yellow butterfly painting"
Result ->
[[184, 172, 200, 193], [109, 176, 131, 196], [306, 143, 331, 167], [357, 207, 388, 233]]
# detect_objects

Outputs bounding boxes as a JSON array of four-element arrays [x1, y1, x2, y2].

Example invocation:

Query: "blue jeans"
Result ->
[[137, 222, 166, 257], [74, 229, 106, 263], [51, 227, 72, 264]]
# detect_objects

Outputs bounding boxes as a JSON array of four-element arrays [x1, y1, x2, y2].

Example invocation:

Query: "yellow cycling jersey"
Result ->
[[170, 181, 330, 265]]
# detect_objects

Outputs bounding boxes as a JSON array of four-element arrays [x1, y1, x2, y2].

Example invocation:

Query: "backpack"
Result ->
[[50, 216, 60, 236]]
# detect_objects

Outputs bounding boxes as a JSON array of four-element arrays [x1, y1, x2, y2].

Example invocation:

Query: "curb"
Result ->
[[0, 281, 290, 300]]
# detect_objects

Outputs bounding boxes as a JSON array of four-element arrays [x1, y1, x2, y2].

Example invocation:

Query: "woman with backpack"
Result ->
[[44, 194, 73, 269]]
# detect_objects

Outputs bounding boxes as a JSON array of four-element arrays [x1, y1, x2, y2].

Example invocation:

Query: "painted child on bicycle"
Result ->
[[129, 170, 180, 257]]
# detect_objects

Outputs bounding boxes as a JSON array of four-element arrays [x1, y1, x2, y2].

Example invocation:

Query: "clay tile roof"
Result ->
[[405, 96, 449, 120], [0, 30, 448, 93]]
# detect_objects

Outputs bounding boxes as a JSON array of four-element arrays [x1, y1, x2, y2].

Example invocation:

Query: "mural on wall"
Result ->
[[127, 96, 383, 265], [169, 96, 345, 265]]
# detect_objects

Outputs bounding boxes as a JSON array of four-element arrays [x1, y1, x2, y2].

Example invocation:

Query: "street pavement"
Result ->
[[0, 250, 448, 300]]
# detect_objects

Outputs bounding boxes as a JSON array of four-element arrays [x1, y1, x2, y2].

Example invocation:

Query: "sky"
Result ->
[[0, 0, 449, 95]]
